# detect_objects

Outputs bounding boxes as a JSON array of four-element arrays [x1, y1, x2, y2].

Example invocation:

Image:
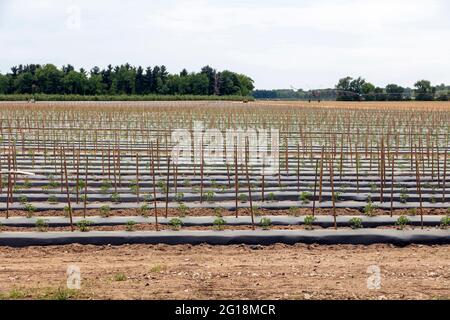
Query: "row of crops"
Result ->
[[0, 101, 449, 227]]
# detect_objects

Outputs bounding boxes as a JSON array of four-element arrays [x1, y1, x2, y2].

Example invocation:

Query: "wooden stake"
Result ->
[[312, 159, 319, 217], [62, 148, 74, 232], [165, 155, 171, 218], [83, 154, 88, 219], [245, 138, 255, 230], [150, 142, 159, 231], [329, 155, 337, 229]]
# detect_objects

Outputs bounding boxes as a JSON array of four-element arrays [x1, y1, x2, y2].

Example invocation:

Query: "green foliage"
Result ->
[[35, 219, 49, 232], [363, 202, 377, 216], [288, 207, 300, 217], [129, 181, 139, 194], [395, 216, 410, 230], [24, 203, 36, 216], [138, 203, 151, 217], [51, 287, 77, 300], [158, 180, 168, 194], [0, 93, 253, 101], [213, 207, 223, 217], [303, 215, 316, 230], [125, 220, 137, 232], [213, 217, 226, 230], [238, 193, 248, 203], [0, 64, 254, 99], [260, 217, 272, 230], [414, 80, 434, 101], [110, 192, 121, 203], [177, 203, 188, 217], [100, 180, 112, 194], [143, 194, 153, 202], [174, 192, 184, 202], [400, 188, 409, 203], [252, 206, 261, 216], [114, 273, 127, 281], [18, 195, 28, 205], [299, 191, 311, 204], [80, 194, 88, 203], [205, 190, 215, 202], [76, 220, 92, 232], [100, 205, 111, 217], [47, 195, 58, 204], [169, 218, 183, 231], [266, 192, 276, 201], [22, 178, 32, 189], [349, 217, 363, 229], [440, 216, 450, 229], [63, 205, 71, 217]]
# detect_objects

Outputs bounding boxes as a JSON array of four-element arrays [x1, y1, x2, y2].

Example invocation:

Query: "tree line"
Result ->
[[0, 64, 254, 97], [253, 77, 449, 101], [335, 77, 448, 101]]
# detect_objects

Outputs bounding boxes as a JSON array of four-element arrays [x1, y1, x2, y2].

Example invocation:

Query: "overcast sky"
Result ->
[[0, 0, 449, 89]]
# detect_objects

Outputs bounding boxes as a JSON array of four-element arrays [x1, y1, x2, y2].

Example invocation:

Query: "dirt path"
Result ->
[[0, 244, 448, 300]]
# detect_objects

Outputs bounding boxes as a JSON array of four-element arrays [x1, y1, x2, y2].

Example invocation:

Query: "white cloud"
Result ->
[[0, 0, 449, 88]]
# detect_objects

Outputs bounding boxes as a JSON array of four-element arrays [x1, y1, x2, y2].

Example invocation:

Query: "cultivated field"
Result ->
[[0, 101, 449, 220], [0, 100, 449, 300]]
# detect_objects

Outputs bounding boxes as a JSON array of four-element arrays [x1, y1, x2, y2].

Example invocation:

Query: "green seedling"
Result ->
[[48, 195, 58, 204], [35, 219, 49, 232], [169, 218, 183, 231], [114, 273, 127, 281], [125, 220, 137, 232], [76, 220, 92, 232], [299, 191, 311, 204], [440, 216, 450, 229], [19, 195, 28, 205], [349, 217, 363, 229], [175, 192, 184, 202], [110, 192, 121, 203], [260, 217, 272, 230], [303, 215, 316, 230], [266, 192, 276, 201], [395, 215, 410, 230], [100, 205, 111, 217], [205, 190, 215, 202], [213, 217, 226, 230], [177, 203, 188, 217], [138, 203, 151, 217], [363, 202, 377, 216], [238, 193, 248, 203]]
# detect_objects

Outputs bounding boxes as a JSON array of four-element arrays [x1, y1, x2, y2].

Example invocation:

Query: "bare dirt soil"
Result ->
[[0, 244, 448, 300]]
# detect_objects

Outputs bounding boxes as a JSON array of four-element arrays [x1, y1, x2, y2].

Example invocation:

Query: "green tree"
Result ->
[[362, 82, 376, 101], [336, 76, 365, 101], [14, 72, 35, 94], [0, 74, 10, 93], [385, 84, 405, 101], [218, 70, 241, 95], [201, 65, 217, 95], [62, 70, 88, 94], [112, 64, 136, 95], [237, 74, 255, 96], [189, 73, 209, 95], [35, 64, 63, 94], [135, 66, 146, 95], [414, 80, 434, 101]]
